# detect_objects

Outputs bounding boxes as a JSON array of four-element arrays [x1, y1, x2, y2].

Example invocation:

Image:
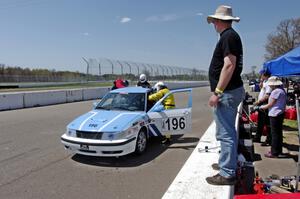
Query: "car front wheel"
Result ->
[[135, 129, 147, 155]]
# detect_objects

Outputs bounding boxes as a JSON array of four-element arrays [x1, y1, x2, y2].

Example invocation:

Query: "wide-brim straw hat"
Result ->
[[207, 5, 240, 24], [267, 76, 283, 86]]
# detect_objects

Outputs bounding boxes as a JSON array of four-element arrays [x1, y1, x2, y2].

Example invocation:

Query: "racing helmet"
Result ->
[[139, 74, 147, 83], [154, 81, 165, 91]]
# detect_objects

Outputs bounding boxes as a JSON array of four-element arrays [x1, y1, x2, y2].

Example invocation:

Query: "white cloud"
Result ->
[[81, 32, 90, 36], [120, 17, 131, 23], [196, 13, 203, 16], [146, 14, 179, 22]]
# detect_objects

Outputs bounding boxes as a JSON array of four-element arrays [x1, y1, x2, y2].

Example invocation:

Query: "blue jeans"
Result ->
[[213, 86, 245, 178]]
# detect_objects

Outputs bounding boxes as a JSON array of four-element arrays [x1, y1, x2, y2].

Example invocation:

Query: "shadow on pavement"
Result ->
[[167, 136, 199, 150], [283, 125, 298, 131], [71, 135, 199, 167], [283, 142, 300, 152], [287, 153, 298, 162], [171, 136, 199, 144]]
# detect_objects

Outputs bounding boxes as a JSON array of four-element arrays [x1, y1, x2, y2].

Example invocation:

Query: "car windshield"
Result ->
[[95, 92, 146, 111]]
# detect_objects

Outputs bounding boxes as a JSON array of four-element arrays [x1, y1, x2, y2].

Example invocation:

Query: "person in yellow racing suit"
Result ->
[[148, 81, 175, 144]]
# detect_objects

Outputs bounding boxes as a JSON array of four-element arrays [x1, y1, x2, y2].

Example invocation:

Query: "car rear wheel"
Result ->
[[135, 129, 147, 155]]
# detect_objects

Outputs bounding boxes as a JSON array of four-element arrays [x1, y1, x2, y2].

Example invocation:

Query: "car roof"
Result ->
[[110, 86, 150, 93]]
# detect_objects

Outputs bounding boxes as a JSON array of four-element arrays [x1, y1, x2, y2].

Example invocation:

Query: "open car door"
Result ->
[[147, 88, 192, 136]]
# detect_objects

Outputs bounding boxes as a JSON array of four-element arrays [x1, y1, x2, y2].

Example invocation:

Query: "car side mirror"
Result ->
[[92, 101, 98, 109], [152, 104, 164, 112]]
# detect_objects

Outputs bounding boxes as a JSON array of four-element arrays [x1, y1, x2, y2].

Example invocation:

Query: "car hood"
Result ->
[[67, 110, 145, 132]]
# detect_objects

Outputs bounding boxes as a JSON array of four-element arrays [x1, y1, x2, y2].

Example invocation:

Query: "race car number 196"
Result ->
[[163, 117, 186, 130]]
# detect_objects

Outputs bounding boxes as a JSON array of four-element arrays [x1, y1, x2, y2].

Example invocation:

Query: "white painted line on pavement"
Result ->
[[162, 122, 233, 199]]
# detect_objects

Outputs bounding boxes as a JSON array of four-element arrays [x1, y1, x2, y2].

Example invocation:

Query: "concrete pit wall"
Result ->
[[0, 81, 208, 111]]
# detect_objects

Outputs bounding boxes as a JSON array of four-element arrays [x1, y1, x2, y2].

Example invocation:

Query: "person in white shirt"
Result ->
[[253, 71, 272, 145]]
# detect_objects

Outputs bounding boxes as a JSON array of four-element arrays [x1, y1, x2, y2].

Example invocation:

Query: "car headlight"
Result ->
[[121, 128, 136, 139], [103, 128, 137, 141], [66, 129, 76, 137]]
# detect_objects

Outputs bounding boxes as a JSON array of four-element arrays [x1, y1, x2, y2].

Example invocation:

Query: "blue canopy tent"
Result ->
[[263, 45, 300, 77], [263, 46, 300, 192]]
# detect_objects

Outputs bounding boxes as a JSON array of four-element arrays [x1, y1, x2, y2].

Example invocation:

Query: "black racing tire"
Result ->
[[134, 129, 147, 155]]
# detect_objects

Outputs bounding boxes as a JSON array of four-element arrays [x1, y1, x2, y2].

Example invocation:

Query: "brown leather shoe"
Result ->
[[206, 173, 236, 185]]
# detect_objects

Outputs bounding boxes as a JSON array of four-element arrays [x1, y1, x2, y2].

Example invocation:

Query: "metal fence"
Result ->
[[83, 57, 206, 78], [0, 58, 207, 83]]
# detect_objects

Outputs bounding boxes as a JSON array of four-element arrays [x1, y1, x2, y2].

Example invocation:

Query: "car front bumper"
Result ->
[[61, 134, 136, 157]]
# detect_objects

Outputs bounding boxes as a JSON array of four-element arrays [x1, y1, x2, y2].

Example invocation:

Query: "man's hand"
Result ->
[[208, 94, 219, 107]]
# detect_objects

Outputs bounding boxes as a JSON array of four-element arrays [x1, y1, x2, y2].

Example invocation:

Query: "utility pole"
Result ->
[[82, 57, 89, 82], [97, 58, 102, 77]]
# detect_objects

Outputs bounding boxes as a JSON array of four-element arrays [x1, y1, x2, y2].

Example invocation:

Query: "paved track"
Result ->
[[0, 87, 213, 199]]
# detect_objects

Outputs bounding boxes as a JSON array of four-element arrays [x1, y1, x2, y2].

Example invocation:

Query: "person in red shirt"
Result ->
[[112, 77, 125, 90]]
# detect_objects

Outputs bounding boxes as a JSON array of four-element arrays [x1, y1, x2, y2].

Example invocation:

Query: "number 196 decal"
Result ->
[[163, 117, 186, 131]]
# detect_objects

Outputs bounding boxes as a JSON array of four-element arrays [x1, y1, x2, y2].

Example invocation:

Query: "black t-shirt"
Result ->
[[208, 27, 243, 92]]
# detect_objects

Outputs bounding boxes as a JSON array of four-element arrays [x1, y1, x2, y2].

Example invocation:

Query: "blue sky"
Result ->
[[0, 0, 299, 74]]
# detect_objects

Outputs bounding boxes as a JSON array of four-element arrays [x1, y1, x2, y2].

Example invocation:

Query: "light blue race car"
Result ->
[[61, 86, 192, 157]]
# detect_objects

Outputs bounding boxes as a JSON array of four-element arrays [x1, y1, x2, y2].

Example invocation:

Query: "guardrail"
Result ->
[[0, 81, 209, 111]]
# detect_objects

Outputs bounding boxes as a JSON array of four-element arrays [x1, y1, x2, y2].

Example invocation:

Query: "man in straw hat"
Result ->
[[206, 5, 245, 185]]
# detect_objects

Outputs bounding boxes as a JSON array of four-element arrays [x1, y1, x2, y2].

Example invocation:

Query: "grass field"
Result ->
[[284, 119, 298, 130]]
